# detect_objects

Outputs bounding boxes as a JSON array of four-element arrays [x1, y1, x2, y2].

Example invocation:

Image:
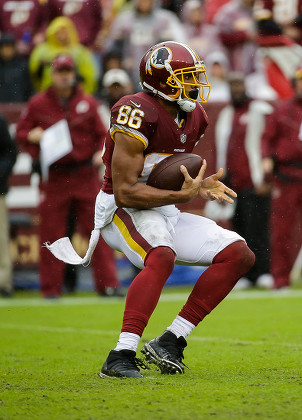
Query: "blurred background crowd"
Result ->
[[0, 0, 302, 297]]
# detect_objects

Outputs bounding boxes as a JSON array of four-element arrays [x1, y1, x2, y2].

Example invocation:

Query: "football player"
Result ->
[[46, 41, 255, 377]]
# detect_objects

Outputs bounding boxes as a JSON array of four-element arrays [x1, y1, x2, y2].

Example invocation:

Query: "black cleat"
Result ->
[[99, 349, 148, 378], [141, 331, 187, 374]]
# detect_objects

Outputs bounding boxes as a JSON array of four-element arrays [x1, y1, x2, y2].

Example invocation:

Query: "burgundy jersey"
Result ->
[[102, 92, 208, 194]]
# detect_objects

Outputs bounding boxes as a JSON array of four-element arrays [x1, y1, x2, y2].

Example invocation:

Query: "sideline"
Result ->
[[0, 289, 302, 308]]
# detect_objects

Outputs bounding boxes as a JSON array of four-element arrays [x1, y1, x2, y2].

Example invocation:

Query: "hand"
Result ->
[[92, 151, 104, 168], [28, 127, 44, 144], [262, 157, 274, 175], [200, 167, 237, 204], [254, 182, 272, 196], [180, 159, 207, 200]]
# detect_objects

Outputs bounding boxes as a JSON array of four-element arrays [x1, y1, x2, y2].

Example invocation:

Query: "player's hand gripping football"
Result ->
[[180, 159, 237, 204]]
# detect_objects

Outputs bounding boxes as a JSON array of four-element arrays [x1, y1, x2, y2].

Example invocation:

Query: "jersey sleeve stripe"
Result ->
[[110, 124, 148, 149]]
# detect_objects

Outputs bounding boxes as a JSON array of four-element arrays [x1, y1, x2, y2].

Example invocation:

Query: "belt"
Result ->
[[276, 172, 302, 183], [275, 161, 302, 183], [50, 158, 92, 171]]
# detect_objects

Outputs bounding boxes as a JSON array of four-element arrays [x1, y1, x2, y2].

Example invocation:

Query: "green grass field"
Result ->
[[1, 287, 302, 420]]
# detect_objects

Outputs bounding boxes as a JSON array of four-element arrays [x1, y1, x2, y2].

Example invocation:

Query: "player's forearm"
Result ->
[[114, 182, 195, 209]]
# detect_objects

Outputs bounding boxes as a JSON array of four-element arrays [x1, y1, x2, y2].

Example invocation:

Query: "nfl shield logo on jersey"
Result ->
[[180, 134, 187, 144]]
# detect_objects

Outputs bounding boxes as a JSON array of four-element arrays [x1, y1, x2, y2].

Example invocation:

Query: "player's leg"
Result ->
[[39, 184, 71, 298], [142, 212, 255, 373], [233, 190, 271, 286], [99, 207, 176, 378], [270, 182, 299, 289]]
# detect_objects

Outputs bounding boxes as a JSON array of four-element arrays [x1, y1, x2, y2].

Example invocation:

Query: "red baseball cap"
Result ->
[[52, 54, 75, 71]]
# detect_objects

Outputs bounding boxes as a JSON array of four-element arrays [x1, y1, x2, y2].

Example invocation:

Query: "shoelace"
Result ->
[[175, 341, 189, 369], [176, 337, 187, 362], [119, 353, 150, 371], [159, 336, 188, 367], [134, 357, 150, 371]]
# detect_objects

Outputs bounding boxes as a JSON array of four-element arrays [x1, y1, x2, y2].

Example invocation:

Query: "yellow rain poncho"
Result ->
[[29, 16, 98, 94]]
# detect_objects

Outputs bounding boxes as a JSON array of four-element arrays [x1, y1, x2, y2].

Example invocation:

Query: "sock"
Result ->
[[114, 332, 141, 352], [166, 315, 195, 338], [179, 241, 255, 326], [121, 246, 175, 336]]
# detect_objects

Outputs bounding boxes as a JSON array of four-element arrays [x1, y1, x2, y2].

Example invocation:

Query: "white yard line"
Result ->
[[0, 322, 301, 349], [0, 323, 117, 336], [0, 289, 302, 308]]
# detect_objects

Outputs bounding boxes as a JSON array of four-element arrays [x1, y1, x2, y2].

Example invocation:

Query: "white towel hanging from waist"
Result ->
[[44, 228, 100, 266]]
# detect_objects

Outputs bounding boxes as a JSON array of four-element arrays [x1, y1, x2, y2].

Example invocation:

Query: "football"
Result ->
[[146, 153, 203, 191]]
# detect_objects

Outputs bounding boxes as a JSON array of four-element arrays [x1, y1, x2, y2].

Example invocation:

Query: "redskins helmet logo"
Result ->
[[145, 47, 172, 75]]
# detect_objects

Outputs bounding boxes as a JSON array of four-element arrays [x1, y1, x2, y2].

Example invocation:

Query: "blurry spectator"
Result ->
[[261, 65, 302, 289], [29, 17, 98, 94], [214, 0, 258, 75], [0, 0, 48, 57], [160, 0, 185, 16], [98, 68, 133, 127], [105, 0, 187, 89], [254, 42, 302, 100], [101, 68, 133, 106], [47, 0, 102, 49], [244, 49, 279, 101], [102, 50, 123, 73], [181, 0, 225, 60], [204, 0, 231, 23], [206, 51, 231, 102], [16, 54, 122, 298], [0, 114, 17, 297], [253, 1, 302, 99], [111, 0, 133, 14], [212, 72, 274, 288], [0, 33, 33, 103], [98, 49, 123, 87], [254, 0, 302, 44]]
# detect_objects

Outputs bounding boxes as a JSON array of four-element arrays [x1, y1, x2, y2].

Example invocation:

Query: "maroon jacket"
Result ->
[[46, 0, 102, 47], [225, 100, 255, 191], [16, 85, 106, 165], [261, 97, 302, 182]]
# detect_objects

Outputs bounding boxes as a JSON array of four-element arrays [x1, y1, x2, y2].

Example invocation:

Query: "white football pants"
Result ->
[[100, 206, 244, 269]]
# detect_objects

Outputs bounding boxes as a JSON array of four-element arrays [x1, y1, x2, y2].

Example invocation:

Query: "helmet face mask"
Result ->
[[166, 64, 210, 103], [140, 41, 211, 107]]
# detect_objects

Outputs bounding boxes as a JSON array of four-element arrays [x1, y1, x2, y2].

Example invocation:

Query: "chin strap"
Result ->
[[177, 96, 196, 112], [142, 80, 197, 112]]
